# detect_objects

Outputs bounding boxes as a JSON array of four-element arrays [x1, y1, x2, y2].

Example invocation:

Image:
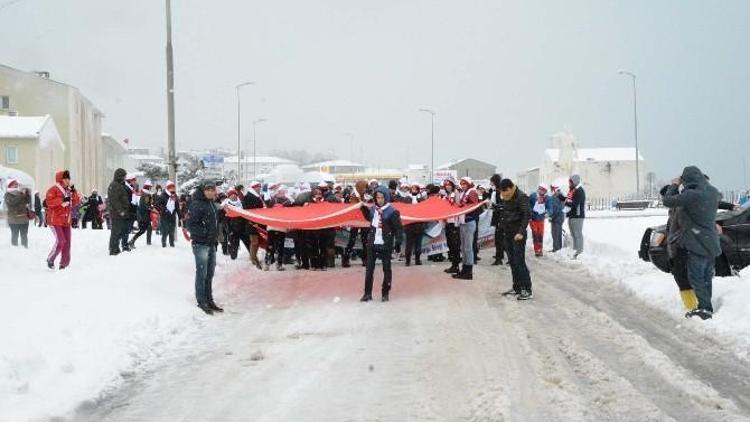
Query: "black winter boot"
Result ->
[[444, 263, 460, 274], [453, 265, 473, 280]]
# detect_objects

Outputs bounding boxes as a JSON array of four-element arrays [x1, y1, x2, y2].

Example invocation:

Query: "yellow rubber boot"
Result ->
[[680, 289, 698, 311]]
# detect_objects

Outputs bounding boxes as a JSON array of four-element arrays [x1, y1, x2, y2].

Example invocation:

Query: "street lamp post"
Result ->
[[344, 132, 354, 162], [252, 118, 267, 179], [418, 108, 436, 182], [236, 81, 255, 182], [619, 70, 640, 195]]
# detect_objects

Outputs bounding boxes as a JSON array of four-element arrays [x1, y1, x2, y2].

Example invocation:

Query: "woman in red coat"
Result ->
[[46, 170, 74, 269]]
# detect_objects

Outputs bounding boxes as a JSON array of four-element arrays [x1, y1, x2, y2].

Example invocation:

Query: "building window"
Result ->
[[0, 96, 9, 109], [6, 145, 18, 164]]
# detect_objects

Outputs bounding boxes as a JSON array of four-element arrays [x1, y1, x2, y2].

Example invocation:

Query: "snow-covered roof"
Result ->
[[224, 155, 296, 165], [0, 115, 64, 150], [129, 154, 164, 161], [301, 159, 364, 169], [545, 147, 644, 162], [437, 158, 496, 169]]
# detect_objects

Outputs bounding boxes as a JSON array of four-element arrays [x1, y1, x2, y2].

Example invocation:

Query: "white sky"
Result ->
[[1, 0, 748, 188]]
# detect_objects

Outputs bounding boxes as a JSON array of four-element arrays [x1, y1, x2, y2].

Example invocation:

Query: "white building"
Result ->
[[223, 155, 297, 182], [518, 130, 645, 206], [301, 160, 365, 175]]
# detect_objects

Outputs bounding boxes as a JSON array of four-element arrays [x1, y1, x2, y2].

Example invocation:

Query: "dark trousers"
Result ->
[[445, 223, 461, 265], [110, 218, 127, 254], [130, 218, 152, 245], [687, 251, 714, 312], [504, 234, 532, 293], [321, 228, 336, 267], [35, 210, 44, 227], [120, 217, 134, 249], [293, 230, 308, 268], [345, 227, 369, 265], [265, 230, 286, 265], [308, 230, 326, 269], [493, 226, 505, 262], [229, 222, 251, 260], [405, 225, 424, 264], [161, 217, 176, 247], [364, 244, 393, 295], [671, 247, 693, 291], [473, 222, 479, 263], [9, 223, 29, 247], [192, 243, 216, 305], [551, 221, 563, 252]]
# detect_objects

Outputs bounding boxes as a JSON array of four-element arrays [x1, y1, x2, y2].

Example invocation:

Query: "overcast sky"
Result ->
[[1, 0, 748, 189]]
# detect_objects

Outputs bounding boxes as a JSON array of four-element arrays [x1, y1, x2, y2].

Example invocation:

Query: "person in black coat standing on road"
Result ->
[[187, 180, 222, 315], [497, 179, 533, 300], [107, 168, 132, 255], [360, 186, 403, 302]]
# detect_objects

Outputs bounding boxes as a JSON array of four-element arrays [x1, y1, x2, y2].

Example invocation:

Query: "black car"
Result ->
[[638, 206, 750, 276]]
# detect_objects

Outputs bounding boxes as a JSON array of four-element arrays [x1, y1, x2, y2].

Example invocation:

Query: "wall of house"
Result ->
[[0, 66, 103, 193]]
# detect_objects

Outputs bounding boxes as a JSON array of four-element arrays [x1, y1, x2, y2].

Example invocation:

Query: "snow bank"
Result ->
[[547, 210, 750, 359], [0, 227, 241, 422]]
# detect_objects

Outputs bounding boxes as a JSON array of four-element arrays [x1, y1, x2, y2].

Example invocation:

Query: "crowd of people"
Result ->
[[4, 163, 740, 321]]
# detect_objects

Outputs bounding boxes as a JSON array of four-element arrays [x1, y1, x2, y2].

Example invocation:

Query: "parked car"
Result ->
[[638, 206, 750, 276]]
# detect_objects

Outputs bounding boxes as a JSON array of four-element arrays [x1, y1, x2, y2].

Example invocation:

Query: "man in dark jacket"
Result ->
[[34, 191, 44, 227], [107, 168, 132, 255], [565, 174, 586, 258], [82, 190, 103, 229], [662, 166, 722, 320], [156, 181, 180, 247], [360, 186, 403, 302], [187, 180, 222, 315], [498, 179, 533, 300]]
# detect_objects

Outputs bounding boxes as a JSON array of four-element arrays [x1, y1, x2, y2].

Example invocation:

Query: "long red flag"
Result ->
[[225, 197, 488, 230]]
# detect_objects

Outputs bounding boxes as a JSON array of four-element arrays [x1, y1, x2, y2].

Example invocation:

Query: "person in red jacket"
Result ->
[[46, 170, 74, 269]]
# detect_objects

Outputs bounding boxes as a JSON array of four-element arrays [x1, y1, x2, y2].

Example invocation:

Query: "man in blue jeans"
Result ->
[[662, 166, 722, 320], [187, 180, 223, 315]]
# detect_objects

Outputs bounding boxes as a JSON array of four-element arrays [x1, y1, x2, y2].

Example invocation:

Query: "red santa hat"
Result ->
[[126, 173, 137, 181], [537, 184, 548, 193], [6, 178, 18, 189], [166, 180, 176, 190], [143, 180, 153, 189], [459, 176, 474, 187], [227, 188, 238, 197], [250, 180, 262, 189]]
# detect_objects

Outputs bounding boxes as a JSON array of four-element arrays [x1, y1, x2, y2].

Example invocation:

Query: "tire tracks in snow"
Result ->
[[478, 257, 750, 421]]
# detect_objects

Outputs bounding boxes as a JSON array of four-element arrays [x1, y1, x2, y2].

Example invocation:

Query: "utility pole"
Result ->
[[419, 108, 436, 183], [165, 0, 176, 182], [252, 118, 267, 179]]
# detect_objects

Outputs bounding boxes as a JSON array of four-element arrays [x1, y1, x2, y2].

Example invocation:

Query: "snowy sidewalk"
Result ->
[[0, 227, 242, 422]]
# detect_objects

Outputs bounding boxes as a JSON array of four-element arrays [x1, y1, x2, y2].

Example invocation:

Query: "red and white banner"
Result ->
[[225, 197, 488, 230]]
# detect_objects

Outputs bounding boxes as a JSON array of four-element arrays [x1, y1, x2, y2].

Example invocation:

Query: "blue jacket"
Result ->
[[547, 193, 565, 224], [529, 192, 553, 221]]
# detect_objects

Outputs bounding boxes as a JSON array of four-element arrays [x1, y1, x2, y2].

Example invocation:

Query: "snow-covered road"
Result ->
[[74, 254, 750, 422]]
